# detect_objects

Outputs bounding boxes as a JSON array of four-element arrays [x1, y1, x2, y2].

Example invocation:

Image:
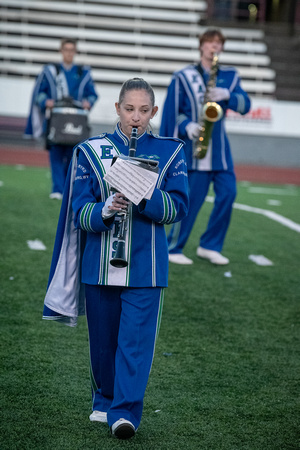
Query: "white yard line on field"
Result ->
[[247, 187, 298, 196], [205, 196, 300, 233]]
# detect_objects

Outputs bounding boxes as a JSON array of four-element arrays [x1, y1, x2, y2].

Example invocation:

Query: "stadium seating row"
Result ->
[[0, 0, 276, 97]]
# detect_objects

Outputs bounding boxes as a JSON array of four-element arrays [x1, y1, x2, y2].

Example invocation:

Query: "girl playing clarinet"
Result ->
[[43, 78, 189, 439]]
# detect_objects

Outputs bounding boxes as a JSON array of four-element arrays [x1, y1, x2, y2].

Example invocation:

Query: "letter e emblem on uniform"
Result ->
[[101, 145, 113, 159]]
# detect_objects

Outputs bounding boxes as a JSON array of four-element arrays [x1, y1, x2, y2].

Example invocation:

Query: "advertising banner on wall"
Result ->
[[225, 98, 300, 138], [1, 77, 300, 139]]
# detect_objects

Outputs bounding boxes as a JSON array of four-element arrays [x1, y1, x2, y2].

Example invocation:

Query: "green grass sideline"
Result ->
[[0, 165, 299, 449]]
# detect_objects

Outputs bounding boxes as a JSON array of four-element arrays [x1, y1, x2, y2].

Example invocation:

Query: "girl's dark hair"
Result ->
[[118, 78, 155, 106]]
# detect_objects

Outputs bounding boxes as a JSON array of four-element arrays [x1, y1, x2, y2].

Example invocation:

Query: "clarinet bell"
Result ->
[[110, 241, 128, 268]]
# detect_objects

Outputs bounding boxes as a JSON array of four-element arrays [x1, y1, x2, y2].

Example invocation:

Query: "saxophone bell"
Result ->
[[203, 102, 223, 122]]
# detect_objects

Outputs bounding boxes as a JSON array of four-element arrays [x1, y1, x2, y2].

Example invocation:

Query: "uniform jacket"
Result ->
[[43, 125, 189, 325], [24, 63, 98, 138], [159, 63, 251, 171]]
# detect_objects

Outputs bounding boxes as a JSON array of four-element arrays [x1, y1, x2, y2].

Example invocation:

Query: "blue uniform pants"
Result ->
[[85, 284, 164, 430], [168, 170, 236, 253], [49, 144, 73, 194]]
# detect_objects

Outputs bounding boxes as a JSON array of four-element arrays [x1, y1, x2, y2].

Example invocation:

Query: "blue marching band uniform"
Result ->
[[43, 124, 189, 430], [25, 63, 98, 194], [160, 63, 251, 254]]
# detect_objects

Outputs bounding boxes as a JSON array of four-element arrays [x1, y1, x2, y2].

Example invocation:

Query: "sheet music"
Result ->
[[103, 158, 159, 205]]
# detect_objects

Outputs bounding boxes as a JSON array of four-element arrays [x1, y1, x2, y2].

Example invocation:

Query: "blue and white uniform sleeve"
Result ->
[[138, 144, 189, 224], [81, 66, 98, 108], [221, 71, 251, 115], [160, 74, 195, 140], [72, 151, 113, 233], [35, 69, 54, 112], [160, 76, 178, 138]]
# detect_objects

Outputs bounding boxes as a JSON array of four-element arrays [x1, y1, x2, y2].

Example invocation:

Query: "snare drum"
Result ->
[[46, 105, 90, 147]]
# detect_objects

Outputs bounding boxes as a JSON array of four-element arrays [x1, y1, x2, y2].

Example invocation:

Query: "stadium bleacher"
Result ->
[[0, 0, 276, 102], [1, 0, 300, 175]]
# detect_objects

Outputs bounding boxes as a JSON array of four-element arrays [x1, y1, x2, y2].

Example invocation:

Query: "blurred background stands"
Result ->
[[0, 0, 299, 172]]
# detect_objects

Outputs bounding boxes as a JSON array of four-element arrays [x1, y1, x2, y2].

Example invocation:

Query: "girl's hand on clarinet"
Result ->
[[102, 193, 129, 219], [112, 192, 129, 212]]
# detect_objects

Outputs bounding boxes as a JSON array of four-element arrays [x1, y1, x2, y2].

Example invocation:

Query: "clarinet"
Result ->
[[110, 127, 138, 268]]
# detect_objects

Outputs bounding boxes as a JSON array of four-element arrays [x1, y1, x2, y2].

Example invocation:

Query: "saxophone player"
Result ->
[[160, 28, 251, 265]]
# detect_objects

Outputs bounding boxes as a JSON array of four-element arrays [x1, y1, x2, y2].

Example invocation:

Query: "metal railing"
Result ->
[[207, 0, 266, 23]]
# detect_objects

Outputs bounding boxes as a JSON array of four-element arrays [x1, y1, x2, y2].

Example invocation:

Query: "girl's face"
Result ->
[[115, 89, 158, 138]]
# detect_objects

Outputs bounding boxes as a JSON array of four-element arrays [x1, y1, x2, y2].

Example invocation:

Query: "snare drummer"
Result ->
[[25, 38, 98, 199]]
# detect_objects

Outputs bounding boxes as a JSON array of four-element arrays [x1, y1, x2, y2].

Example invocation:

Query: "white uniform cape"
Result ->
[[43, 149, 86, 327]]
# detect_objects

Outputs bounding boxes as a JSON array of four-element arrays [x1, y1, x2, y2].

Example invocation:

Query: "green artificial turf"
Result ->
[[0, 165, 299, 449]]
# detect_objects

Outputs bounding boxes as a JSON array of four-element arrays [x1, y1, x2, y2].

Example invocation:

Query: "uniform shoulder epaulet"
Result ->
[[150, 133, 184, 145], [75, 133, 108, 155], [45, 63, 58, 76], [173, 64, 193, 77], [88, 133, 107, 141], [82, 64, 91, 72], [76, 133, 107, 148], [219, 65, 237, 73]]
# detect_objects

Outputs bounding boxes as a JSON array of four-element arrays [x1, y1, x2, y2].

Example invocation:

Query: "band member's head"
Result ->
[[199, 28, 226, 58], [60, 38, 77, 65], [115, 78, 158, 138]]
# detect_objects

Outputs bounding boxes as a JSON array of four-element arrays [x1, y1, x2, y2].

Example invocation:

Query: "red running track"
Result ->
[[1, 144, 300, 186]]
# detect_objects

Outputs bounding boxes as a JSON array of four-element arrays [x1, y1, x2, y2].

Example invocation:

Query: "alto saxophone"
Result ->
[[193, 54, 223, 159]]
